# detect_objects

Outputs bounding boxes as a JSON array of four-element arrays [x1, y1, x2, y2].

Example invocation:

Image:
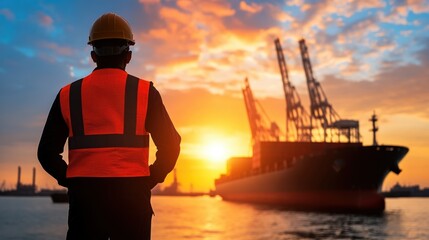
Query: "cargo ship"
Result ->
[[214, 39, 409, 213]]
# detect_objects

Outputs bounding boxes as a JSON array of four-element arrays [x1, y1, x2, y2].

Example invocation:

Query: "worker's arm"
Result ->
[[37, 93, 69, 187], [145, 83, 181, 188]]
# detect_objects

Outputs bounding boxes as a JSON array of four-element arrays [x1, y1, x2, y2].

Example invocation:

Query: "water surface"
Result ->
[[0, 196, 428, 239]]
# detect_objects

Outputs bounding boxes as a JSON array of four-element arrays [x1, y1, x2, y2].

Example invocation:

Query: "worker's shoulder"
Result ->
[[128, 74, 157, 92], [129, 74, 153, 85], [59, 78, 83, 92]]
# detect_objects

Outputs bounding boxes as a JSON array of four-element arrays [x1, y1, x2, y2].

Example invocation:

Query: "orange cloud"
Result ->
[[37, 12, 53, 28], [135, 2, 290, 95], [40, 42, 74, 56], [177, 0, 235, 17], [273, 10, 294, 23], [379, 8, 408, 25], [240, 1, 263, 13], [159, 6, 189, 25], [139, 0, 160, 4], [403, 0, 429, 13], [355, 0, 386, 11], [287, 0, 388, 34], [320, 58, 429, 120]]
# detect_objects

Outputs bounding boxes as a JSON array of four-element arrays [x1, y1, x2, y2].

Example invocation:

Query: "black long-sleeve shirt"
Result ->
[[37, 71, 181, 188]]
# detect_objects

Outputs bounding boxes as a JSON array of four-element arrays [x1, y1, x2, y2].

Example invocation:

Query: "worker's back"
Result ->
[[37, 13, 180, 240]]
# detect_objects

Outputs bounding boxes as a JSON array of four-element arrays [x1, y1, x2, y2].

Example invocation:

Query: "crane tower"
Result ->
[[299, 39, 360, 142], [275, 38, 312, 142]]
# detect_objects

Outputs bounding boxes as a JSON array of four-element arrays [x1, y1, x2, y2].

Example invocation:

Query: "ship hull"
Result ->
[[220, 190, 384, 213], [215, 144, 408, 213]]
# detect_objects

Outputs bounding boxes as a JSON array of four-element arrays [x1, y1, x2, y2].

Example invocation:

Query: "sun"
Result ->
[[202, 142, 230, 163]]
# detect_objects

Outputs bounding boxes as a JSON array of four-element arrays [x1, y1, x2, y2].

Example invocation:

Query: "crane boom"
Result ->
[[242, 78, 279, 143], [242, 78, 259, 141]]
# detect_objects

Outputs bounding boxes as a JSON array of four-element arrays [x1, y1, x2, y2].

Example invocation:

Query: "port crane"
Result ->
[[242, 78, 280, 144], [299, 39, 360, 142], [275, 38, 312, 142]]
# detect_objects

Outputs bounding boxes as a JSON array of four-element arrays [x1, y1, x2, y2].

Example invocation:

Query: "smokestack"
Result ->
[[17, 166, 21, 189], [32, 167, 36, 188]]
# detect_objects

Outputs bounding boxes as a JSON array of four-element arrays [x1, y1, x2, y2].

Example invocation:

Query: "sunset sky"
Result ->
[[1, 0, 428, 192]]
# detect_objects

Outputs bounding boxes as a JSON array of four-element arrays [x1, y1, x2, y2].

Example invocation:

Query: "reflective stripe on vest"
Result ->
[[60, 71, 150, 178]]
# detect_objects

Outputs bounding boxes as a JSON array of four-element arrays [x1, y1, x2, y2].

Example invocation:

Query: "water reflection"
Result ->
[[249, 202, 411, 240], [281, 213, 388, 239], [152, 197, 404, 240]]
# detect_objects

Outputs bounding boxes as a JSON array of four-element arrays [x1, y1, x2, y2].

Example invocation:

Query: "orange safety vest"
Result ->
[[59, 69, 150, 178]]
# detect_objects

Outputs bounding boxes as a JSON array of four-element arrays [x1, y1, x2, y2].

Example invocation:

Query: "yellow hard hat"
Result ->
[[88, 13, 135, 45]]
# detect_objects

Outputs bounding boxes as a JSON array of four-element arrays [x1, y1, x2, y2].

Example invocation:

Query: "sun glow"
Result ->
[[202, 142, 230, 163]]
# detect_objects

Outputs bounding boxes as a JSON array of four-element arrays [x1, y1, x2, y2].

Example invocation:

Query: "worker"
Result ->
[[37, 12, 180, 240]]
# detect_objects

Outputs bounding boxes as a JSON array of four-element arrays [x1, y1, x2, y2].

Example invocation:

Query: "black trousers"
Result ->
[[66, 177, 153, 240]]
